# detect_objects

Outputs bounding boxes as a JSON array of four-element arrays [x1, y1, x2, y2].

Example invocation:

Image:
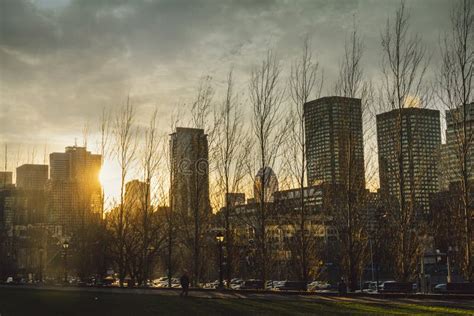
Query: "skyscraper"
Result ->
[[0, 171, 12, 189], [443, 102, 474, 186], [48, 146, 102, 232], [254, 167, 279, 203], [304, 96, 365, 188], [16, 164, 48, 191], [125, 179, 150, 211], [377, 108, 441, 214], [170, 127, 210, 216]]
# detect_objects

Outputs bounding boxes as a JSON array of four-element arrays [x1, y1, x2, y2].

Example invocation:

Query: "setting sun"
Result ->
[[99, 159, 121, 204]]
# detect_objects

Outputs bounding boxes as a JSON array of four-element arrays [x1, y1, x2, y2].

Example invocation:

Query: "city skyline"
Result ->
[[0, 1, 473, 310], [1, 101, 466, 212]]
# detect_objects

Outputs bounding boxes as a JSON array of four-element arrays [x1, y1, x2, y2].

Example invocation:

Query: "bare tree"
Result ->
[[111, 97, 137, 287], [173, 77, 214, 286], [332, 23, 373, 291], [137, 108, 163, 285], [161, 132, 177, 288], [191, 75, 214, 131], [282, 37, 323, 286], [96, 107, 111, 279], [380, 1, 430, 282], [214, 69, 251, 286], [249, 50, 288, 285], [438, 0, 473, 281]]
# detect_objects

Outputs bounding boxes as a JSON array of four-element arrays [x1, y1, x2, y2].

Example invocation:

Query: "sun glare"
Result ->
[[99, 160, 121, 203], [404, 95, 421, 108]]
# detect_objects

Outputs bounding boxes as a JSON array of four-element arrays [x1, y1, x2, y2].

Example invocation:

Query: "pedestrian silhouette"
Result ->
[[180, 272, 190, 297], [338, 278, 347, 295]]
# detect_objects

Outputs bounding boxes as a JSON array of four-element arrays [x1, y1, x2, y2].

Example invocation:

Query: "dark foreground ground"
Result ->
[[0, 286, 473, 315]]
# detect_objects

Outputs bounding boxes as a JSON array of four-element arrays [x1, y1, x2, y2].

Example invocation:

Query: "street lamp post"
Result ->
[[39, 247, 44, 283], [447, 246, 454, 283], [146, 245, 155, 286], [447, 247, 452, 283], [366, 208, 375, 286], [63, 241, 69, 285], [369, 237, 375, 282], [216, 232, 224, 289]]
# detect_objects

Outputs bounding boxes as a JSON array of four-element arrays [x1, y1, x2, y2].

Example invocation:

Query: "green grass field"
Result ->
[[0, 288, 472, 315]]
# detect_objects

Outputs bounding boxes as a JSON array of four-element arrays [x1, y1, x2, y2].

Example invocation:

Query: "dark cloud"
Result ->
[[0, 0, 58, 53], [0, 0, 453, 152]]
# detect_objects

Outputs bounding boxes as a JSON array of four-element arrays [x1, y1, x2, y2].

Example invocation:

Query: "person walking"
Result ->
[[180, 272, 190, 297], [338, 278, 347, 295]]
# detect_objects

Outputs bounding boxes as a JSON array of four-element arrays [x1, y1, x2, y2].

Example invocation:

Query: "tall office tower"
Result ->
[[48, 146, 102, 232], [304, 96, 365, 188], [0, 171, 13, 188], [125, 179, 150, 211], [443, 102, 474, 185], [16, 164, 48, 191], [438, 144, 450, 191], [170, 127, 210, 216], [377, 108, 441, 214]]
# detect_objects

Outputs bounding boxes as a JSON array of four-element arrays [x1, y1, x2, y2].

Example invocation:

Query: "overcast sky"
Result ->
[[0, 0, 453, 180]]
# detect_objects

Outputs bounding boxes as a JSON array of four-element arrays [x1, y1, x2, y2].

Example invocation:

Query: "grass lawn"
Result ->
[[0, 288, 472, 315]]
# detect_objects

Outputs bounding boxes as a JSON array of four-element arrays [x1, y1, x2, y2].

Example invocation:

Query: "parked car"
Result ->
[[203, 280, 220, 289], [98, 277, 115, 287], [240, 279, 264, 290], [380, 281, 413, 293], [381, 280, 396, 290], [153, 277, 180, 288], [307, 281, 331, 291], [359, 281, 378, 293], [275, 281, 307, 291], [152, 277, 168, 288], [230, 278, 244, 290], [433, 283, 447, 293], [271, 280, 286, 290]]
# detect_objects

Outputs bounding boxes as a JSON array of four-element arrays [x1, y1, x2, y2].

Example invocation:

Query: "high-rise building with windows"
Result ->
[[254, 167, 279, 203], [16, 164, 48, 191], [304, 96, 365, 188], [0, 171, 13, 189], [50, 146, 101, 184], [170, 128, 210, 216], [48, 146, 102, 232], [442, 102, 474, 186], [377, 108, 441, 214], [125, 179, 150, 211]]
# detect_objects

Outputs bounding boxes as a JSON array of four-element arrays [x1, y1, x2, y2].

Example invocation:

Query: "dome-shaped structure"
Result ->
[[254, 167, 279, 203]]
